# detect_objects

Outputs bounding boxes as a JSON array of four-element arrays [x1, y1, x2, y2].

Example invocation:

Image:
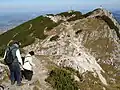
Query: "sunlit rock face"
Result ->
[[22, 8, 120, 89]]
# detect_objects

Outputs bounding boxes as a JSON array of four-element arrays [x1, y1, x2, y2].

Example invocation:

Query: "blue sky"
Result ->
[[0, 0, 120, 12]]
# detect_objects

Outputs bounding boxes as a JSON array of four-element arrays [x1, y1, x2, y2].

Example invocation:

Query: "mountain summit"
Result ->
[[0, 8, 120, 90]]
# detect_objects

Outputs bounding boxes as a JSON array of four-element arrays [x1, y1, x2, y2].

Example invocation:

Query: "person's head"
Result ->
[[29, 51, 34, 56], [13, 40, 21, 46]]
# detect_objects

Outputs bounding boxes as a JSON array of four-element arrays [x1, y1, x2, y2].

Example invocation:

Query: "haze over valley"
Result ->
[[0, 10, 120, 32]]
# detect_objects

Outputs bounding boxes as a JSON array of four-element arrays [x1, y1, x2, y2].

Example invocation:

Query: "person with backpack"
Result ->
[[22, 51, 35, 81], [4, 41, 23, 86]]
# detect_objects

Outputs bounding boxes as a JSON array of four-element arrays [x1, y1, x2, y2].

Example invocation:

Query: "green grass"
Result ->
[[83, 8, 120, 39], [0, 11, 84, 57], [83, 8, 101, 18], [56, 10, 77, 17], [0, 45, 6, 57], [0, 15, 60, 57], [56, 11, 84, 22], [67, 11, 84, 21], [99, 62, 120, 90], [100, 15, 120, 39], [45, 67, 79, 90], [0, 68, 9, 84], [0, 8, 119, 57]]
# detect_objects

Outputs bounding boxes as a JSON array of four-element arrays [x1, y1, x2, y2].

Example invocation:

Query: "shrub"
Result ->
[[45, 67, 79, 90], [83, 8, 101, 18], [0, 45, 6, 57], [67, 11, 84, 21], [100, 15, 120, 39], [50, 35, 59, 41], [0, 15, 60, 56]]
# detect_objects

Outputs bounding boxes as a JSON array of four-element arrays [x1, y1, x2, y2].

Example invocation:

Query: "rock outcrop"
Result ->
[[23, 8, 120, 89]]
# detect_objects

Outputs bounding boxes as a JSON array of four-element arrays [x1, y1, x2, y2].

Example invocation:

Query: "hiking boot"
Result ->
[[22, 80, 28, 84], [11, 81, 15, 85], [16, 83, 24, 86]]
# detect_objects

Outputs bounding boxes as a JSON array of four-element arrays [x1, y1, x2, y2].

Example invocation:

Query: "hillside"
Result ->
[[0, 8, 120, 90], [0, 10, 83, 56]]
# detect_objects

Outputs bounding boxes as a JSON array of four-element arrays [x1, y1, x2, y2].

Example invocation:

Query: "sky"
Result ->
[[0, 0, 120, 12]]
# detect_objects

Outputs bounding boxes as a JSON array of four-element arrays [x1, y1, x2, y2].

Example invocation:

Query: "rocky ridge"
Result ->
[[0, 8, 120, 90], [23, 8, 120, 89]]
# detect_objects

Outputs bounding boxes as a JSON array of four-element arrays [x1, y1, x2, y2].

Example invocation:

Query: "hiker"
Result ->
[[22, 51, 35, 81], [4, 41, 23, 86]]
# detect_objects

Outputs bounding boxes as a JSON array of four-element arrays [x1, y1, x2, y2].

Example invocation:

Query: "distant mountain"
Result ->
[[112, 10, 120, 23], [0, 10, 119, 31], [0, 12, 42, 31]]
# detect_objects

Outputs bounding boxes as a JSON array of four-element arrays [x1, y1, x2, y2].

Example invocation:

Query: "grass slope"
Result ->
[[0, 16, 59, 56], [57, 10, 84, 21], [0, 11, 83, 57]]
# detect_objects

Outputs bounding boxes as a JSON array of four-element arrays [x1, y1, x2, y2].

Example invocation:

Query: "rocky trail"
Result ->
[[0, 55, 54, 90]]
